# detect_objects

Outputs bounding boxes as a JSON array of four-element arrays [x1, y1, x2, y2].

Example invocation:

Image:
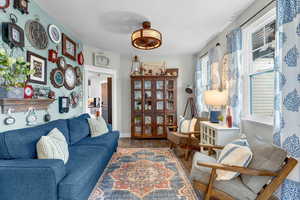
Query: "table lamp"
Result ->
[[204, 90, 228, 123]]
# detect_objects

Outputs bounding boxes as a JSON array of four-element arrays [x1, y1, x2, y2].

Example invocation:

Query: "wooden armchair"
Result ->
[[191, 144, 298, 200], [167, 118, 208, 160]]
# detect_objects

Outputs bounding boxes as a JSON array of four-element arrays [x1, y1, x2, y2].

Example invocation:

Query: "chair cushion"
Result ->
[[191, 152, 257, 200], [1, 119, 69, 159], [37, 128, 69, 164], [74, 131, 120, 153], [167, 131, 188, 145], [67, 114, 91, 145], [88, 117, 109, 137], [59, 145, 111, 200], [217, 139, 252, 181], [241, 136, 287, 194]]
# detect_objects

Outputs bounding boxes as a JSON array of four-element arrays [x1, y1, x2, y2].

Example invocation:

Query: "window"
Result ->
[[242, 9, 276, 124], [201, 55, 209, 90]]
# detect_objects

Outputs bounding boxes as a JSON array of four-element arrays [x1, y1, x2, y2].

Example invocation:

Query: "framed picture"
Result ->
[[13, 0, 29, 14], [27, 51, 47, 85], [94, 53, 110, 67], [0, 0, 9, 11], [2, 22, 25, 48], [62, 33, 76, 61]]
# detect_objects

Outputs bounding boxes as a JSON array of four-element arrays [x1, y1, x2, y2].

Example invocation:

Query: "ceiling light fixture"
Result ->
[[131, 21, 162, 50]]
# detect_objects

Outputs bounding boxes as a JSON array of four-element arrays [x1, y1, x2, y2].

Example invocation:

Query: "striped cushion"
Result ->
[[216, 139, 253, 181], [37, 128, 69, 164], [179, 116, 197, 133]]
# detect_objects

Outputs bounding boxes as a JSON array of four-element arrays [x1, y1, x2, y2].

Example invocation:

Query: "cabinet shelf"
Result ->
[[0, 98, 55, 113]]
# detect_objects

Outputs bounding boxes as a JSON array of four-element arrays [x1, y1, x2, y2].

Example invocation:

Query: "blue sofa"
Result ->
[[0, 113, 120, 200]]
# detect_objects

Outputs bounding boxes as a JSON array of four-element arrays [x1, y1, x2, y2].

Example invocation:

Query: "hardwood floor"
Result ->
[[118, 138, 193, 174]]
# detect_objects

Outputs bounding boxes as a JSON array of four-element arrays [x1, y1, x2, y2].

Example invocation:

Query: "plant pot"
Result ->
[[0, 87, 24, 99]]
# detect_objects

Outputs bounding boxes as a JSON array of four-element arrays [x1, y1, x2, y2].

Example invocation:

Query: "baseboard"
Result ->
[[120, 132, 131, 138]]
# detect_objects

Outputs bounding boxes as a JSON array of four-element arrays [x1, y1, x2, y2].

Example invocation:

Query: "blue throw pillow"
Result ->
[[68, 114, 91, 145]]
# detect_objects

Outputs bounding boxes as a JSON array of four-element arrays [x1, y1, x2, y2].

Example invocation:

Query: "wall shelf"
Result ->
[[0, 98, 55, 113]]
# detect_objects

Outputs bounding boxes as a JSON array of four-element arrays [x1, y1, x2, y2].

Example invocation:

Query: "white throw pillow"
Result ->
[[216, 139, 253, 181], [88, 117, 109, 137], [179, 117, 197, 133], [36, 128, 69, 164]]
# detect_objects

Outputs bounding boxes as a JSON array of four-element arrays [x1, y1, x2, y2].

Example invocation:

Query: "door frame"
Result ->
[[83, 65, 118, 130]]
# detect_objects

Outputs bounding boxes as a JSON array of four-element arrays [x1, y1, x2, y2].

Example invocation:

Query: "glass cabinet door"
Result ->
[[144, 80, 152, 90], [156, 101, 164, 111], [156, 80, 164, 90], [134, 100, 142, 111], [157, 126, 165, 136], [166, 114, 176, 126], [144, 115, 153, 136], [166, 79, 174, 90], [134, 80, 142, 89]]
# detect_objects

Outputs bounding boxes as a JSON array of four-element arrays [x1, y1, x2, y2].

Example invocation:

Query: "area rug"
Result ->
[[88, 148, 198, 200]]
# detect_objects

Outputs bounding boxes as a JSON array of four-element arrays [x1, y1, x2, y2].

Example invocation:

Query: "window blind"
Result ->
[[250, 71, 274, 116]]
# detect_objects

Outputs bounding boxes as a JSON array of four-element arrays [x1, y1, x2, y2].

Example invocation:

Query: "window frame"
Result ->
[[242, 8, 276, 126]]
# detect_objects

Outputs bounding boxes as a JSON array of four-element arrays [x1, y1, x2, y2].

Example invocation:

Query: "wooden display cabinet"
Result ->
[[131, 75, 178, 139]]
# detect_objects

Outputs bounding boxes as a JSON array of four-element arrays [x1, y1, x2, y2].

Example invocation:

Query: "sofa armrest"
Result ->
[[0, 159, 66, 200], [107, 124, 113, 132]]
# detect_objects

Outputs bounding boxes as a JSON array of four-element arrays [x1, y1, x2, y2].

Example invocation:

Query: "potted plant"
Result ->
[[0, 48, 35, 98]]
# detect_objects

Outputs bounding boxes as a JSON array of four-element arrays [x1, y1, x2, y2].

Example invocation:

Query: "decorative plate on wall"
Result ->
[[64, 65, 76, 90], [48, 24, 61, 44], [25, 20, 48, 49], [50, 68, 64, 88]]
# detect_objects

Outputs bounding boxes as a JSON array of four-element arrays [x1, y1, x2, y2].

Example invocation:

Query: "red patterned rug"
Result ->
[[88, 148, 198, 200]]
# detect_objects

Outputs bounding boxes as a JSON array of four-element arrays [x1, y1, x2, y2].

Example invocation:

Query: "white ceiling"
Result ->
[[36, 0, 255, 56]]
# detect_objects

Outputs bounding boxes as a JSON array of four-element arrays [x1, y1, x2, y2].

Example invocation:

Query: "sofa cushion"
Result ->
[[67, 114, 91, 145], [1, 119, 69, 159], [191, 167, 257, 200], [241, 136, 287, 194], [59, 145, 111, 200], [191, 152, 256, 200], [37, 128, 69, 164], [88, 117, 109, 137], [74, 131, 120, 153]]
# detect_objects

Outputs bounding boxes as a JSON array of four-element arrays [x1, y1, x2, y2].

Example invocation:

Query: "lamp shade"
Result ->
[[204, 90, 228, 106]]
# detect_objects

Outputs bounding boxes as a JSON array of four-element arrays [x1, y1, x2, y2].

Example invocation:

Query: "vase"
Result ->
[[0, 87, 24, 99]]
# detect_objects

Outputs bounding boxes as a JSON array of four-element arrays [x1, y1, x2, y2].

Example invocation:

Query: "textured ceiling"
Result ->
[[36, 0, 255, 55]]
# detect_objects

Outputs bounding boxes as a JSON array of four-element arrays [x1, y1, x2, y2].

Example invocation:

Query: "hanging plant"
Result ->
[[0, 48, 35, 88]]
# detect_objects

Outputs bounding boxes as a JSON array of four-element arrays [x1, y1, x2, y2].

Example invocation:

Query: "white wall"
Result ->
[[195, 0, 275, 143], [120, 54, 195, 136], [83, 45, 123, 133]]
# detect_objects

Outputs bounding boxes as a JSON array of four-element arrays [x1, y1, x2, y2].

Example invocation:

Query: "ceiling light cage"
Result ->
[[131, 21, 162, 50]]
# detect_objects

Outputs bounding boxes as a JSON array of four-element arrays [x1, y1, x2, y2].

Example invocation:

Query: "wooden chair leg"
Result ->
[[185, 148, 190, 160], [205, 168, 216, 200], [169, 142, 175, 149]]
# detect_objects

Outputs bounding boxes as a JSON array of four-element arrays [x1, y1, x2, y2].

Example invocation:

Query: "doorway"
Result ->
[[84, 66, 117, 129]]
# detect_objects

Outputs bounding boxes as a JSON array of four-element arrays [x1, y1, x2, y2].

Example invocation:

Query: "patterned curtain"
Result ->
[[273, 0, 300, 198], [226, 29, 243, 127]]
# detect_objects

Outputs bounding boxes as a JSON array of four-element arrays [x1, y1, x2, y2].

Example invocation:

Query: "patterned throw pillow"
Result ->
[[37, 128, 69, 164], [216, 139, 253, 181], [87, 117, 109, 137]]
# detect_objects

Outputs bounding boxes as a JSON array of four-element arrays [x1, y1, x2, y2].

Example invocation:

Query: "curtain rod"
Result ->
[[240, 0, 275, 28], [198, 0, 275, 58], [199, 52, 208, 59]]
